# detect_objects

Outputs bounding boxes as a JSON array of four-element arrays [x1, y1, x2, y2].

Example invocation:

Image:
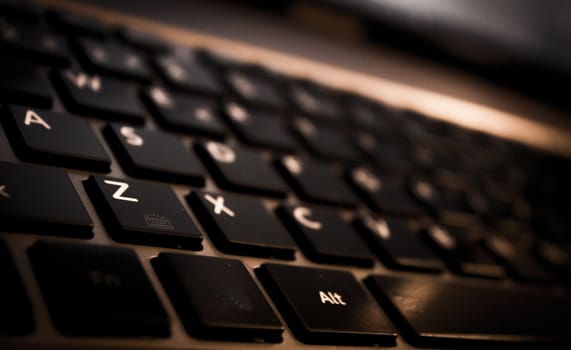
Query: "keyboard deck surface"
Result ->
[[1, 1, 571, 349]]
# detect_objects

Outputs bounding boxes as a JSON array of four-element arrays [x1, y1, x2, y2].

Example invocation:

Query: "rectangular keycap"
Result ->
[[222, 101, 297, 151], [154, 55, 220, 95], [348, 166, 424, 217], [4, 106, 111, 172], [75, 38, 151, 81], [104, 124, 205, 186], [293, 117, 358, 162], [188, 191, 296, 259], [276, 155, 358, 207], [0, 59, 52, 108], [84, 175, 202, 249], [0, 161, 92, 237], [256, 264, 397, 345], [142, 86, 226, 138], [277, 204, 375, 266], [224, 68, 287, 110], [52, 68, 145, 124], [29, 240, 169, 337], [421, 225, 505, 278], [0, 238, 34, 335], [153, 253, 283, 342], [196, 141, 287, 197], [354, 214, 444, 272], [366, 275, 571, 347], [0, 19, 70, 66]]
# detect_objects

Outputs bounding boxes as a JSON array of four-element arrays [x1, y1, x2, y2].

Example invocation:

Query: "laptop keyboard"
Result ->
[[1, 2, 571, 349]]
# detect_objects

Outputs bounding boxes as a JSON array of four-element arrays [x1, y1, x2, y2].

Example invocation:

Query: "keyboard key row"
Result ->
[[4, 237, 571, 346], [1, 107, 427, 213], [0, 57, 538, 220], [0, 161, 564, 280]]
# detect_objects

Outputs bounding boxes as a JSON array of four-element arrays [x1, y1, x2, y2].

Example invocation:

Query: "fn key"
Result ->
[[29, 240, 169, 337]]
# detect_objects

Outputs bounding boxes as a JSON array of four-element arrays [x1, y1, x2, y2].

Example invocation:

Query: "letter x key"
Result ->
[[204, 194, 235, 217]]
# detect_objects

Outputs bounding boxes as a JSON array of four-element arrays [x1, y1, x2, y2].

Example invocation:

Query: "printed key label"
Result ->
[[293, 207, 322, 230], [24, 110, 51, 130], [103, 180, 139, 203], [89, 269, 121, 288], [64, 70, 102, 92], [0, 185, 10, 199], [207, 142, 236, 164], [319, 291, 347, 305], [204, 194, 235, 217], [150, 86, 175, 108], [144, 213, 174, 230]]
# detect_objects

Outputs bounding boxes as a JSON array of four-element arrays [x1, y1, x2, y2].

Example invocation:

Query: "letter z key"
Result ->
[[84, 175, 202, 250]]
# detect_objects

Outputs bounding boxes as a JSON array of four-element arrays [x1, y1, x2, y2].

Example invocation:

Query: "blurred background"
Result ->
[[81, 0, 571, 117]]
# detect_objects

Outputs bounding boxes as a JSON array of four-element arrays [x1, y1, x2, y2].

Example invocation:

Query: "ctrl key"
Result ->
[[28, 240, 169, 337], [256, 264, 397, 345]]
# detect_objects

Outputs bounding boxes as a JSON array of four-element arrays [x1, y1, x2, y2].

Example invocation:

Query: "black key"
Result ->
[[365, 275, 571, 346], [277, 204, 374, 266], [142, 85, 226, 138], [485, 235, 555, 284], [421, 225, 505, 278], [153, 253, 283, 342], [104, 124, 205, 186], [222, 101, 297, 151], [3, 105, 111, 172], [0, 238, 34, 335], [154, 55, 220, 95], [47, 10, 110, 38], [0, 58, 52, 108], [195, 48, 240, 69], [347, 97, 387, 131], [0, 19, 70, 66], [0, 161, 92, 237], [76, 38, 151, 81], [84, 175, 202, 249], [354, 214, 444, 272], [354, 132, 411, 173], [432, 167, 476, 191], [347, 167, 424, 216], [188, 191, 296, 259], [256, 264, 397, 345], [292, 118, 358, 162], [276, 155, 358, 207], [52, 68, 145, 124], [289, 84, 344, 124], [196, 141, 287, 197], [225, 69, 286, 110], [407, 177, 441, 216], [417, 187, 482, 228], [116, 26, 170, 53], [534, 241, 571, 281], [29, 240, 169, 337]]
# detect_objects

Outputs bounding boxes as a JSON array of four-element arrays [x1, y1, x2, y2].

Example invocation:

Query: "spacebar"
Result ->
[[365, 275, 571, 347]]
